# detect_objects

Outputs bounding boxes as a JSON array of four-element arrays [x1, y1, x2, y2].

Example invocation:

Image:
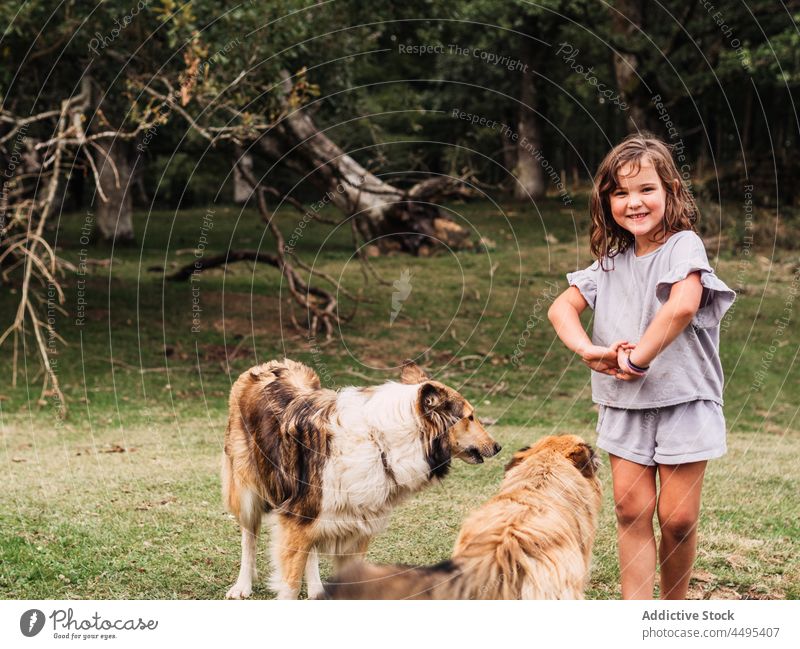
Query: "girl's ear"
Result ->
[[671, 178, 680, 195]]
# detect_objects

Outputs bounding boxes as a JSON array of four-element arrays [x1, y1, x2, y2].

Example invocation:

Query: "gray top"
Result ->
[[567, 230, 735, 409]]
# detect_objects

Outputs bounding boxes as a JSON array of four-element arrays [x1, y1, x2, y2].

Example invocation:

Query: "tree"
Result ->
[[252, 74, 472, 255], [412, 0, 595, 200], [94, 139, 135, 242], [609, 0, 651, 133], [600, 0, 799, 200], [513, 26, 548, 200]]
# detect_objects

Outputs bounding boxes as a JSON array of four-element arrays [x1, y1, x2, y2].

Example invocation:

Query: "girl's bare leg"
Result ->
[[656, 461, 707, 599], [610, 454, 658, 599]]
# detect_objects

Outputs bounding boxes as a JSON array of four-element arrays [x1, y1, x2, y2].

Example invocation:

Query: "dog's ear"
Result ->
[[401, 359, 429, 384], [419, 382, 445, 412], [504, 446, 530, 473], [446, 397, 464, 420], [419, 383, 465, 420], [568, 443, 599, 479]]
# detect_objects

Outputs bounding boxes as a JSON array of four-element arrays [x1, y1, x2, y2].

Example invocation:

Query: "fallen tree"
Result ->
[[149, 70, 478, 336], [253, 81, 474, 255]]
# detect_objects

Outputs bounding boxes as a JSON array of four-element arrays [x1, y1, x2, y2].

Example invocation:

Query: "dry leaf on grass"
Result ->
[[691, 570, 715, 584], [100, 444, 136, 454], [135, 496, 176, 511]]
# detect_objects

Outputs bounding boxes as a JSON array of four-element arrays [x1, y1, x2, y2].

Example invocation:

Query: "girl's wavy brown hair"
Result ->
[[590, 134, 698, 268]]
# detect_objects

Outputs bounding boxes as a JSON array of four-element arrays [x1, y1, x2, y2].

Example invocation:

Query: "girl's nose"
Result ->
[[628, 194, 642, 208]]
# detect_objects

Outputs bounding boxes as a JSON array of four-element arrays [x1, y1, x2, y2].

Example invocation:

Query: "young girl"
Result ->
[[548, 135, 735, 600]]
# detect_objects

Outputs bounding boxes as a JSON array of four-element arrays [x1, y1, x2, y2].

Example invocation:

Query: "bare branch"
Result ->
[[81, 145, 110, 202], [235, 156, 340, 338], [164, 249, 280, 281], [0, 91, 71, 409]]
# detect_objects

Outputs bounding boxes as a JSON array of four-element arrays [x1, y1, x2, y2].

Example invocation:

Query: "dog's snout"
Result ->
[[478, 442, 501, 458]]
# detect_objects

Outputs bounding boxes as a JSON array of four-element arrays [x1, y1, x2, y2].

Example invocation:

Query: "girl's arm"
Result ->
[[548, 287, 592, 353], [548, 286, 624, 375], [622, 272, 703, 372]]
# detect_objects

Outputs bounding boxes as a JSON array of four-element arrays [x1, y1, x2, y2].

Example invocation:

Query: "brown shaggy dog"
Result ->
[[222, 358, 500, 599], [322, 435, 602, 599]]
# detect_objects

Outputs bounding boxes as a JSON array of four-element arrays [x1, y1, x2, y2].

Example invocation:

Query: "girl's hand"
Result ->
[[579, 341, 628, 376], [615, 343, 641, 381]]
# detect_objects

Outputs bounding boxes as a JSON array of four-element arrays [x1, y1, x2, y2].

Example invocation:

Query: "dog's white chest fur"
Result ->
[[314, 384, 432, 543]]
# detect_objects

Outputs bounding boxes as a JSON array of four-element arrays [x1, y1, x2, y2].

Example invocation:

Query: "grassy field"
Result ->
[[1, 197, 798, 599]]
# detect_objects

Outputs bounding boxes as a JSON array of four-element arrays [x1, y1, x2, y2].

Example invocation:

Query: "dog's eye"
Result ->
[[467, 414, 474, 421]]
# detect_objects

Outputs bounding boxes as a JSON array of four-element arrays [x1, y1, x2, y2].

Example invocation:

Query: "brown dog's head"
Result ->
[[504, 434, 600, 479], [400, 360, 501, 468]]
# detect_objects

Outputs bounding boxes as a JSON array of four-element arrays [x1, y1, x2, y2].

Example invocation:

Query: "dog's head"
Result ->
[[504, 434, 600, 479], [401, 360, 501, 466]]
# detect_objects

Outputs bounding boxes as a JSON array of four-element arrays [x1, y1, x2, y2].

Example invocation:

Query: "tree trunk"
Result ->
[[233, 151, 254, 203], [611, 0, 656, 134], [94, 140, 134, 242], [513, 37, 547, 201], [257, 104, 471, 256], [742, 85, 753, 158], [501, 109, 518, 179]]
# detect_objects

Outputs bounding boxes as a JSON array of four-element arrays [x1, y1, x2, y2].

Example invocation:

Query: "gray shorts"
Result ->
[[596, 400, 727, 466]]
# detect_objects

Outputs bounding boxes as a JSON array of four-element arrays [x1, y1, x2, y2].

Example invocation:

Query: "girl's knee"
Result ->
[[658, 508, 699, 542], [614, 494, 656, 528]]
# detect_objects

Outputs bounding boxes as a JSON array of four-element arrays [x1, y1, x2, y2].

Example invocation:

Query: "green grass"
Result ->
[[1, 197, 798, 599]]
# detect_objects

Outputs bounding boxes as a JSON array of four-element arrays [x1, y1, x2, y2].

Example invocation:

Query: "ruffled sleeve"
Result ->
[[567, 260, 600, 310], [655, 233, 736, 329]]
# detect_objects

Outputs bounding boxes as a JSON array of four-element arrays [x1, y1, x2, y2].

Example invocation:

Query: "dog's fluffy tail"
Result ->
[[320, 560, 464, 600]]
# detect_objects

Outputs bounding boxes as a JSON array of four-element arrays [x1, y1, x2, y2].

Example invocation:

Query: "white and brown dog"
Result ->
[[222, 358, 500, 599]]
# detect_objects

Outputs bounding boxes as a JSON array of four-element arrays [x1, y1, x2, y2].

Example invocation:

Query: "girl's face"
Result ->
[[608, 157, 669, 246]]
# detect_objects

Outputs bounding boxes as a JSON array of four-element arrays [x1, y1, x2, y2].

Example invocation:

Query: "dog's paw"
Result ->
[[306, 582, 325, 600], [225, 582, 253, 599]]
